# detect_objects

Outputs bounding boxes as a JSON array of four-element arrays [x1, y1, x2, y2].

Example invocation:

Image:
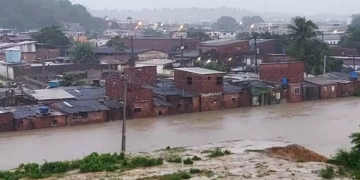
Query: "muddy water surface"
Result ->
[[0, 98, 359, 170]]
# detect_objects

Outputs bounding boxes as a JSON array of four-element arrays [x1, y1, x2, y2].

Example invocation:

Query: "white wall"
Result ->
[[0, 63, 15, 80], [207, 31, 236, 39]]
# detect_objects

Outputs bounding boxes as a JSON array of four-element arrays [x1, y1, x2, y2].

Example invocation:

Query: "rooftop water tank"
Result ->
[[39, 106, 49, 115], [5, 47, 21, 64], [350, 71, 358, 81], [48, 80, 60, 88]]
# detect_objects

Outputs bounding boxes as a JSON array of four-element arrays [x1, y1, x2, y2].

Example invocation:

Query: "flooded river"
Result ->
[[0, 98, 359, 170]]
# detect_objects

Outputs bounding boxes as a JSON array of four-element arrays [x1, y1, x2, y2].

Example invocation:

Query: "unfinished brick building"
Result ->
[[0, 109, 14, 133], [106, 66, 157, 119]]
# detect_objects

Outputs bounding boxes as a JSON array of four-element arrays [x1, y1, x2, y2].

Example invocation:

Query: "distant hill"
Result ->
[[0, 0, 105, 30]]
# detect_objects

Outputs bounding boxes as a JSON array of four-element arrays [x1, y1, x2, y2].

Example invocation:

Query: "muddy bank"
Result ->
[[42, 140, 349, 180]]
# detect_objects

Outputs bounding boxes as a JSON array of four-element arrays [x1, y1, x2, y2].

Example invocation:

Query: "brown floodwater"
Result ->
[[0, 97, 359, 170]]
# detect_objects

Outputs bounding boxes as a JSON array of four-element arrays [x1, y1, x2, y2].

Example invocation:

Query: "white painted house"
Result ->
[[207, 31, 237, 39]]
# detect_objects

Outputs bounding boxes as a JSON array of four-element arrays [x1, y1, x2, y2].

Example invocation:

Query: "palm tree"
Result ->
[[287, 17, 318, 61], [106, 36, 128, 51], [70, 42, 96, 64]]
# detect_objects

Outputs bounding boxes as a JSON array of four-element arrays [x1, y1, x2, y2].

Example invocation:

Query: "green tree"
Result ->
[[31, 26, 70, 46], [339, 26, 360, 53], [203, 62, 226, 72], [187, 29, 211, 42], [241, 16, 265, 27], [213, 16, 238, 31], [59, 74, 86, 87], [70, 42, 96, 64], [142, 28, 164, 37], [351, 15, 360, 28], [0, 0, 105, 30], [106, 36, 128, 51], [287, 17, 318, 61]]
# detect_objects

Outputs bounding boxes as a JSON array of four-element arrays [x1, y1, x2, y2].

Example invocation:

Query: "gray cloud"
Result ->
[[70, 0, 359, 15]]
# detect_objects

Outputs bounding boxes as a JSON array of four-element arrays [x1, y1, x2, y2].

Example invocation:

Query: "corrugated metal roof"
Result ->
[[13, 105, 63, 119], [175, 67, 225, 75], [53, 100, 109, 114], [63, 86, 105, 100], [26, 89, 75, 101], [153, 97, 172, 107]]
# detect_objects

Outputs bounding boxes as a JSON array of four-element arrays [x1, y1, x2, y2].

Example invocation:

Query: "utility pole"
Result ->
[[130, 36, 135, 67], [254, 35, 258, 74], [121, 76, 127, 152], [323, 55, 327, 75], [321, 31, 324, 42], [42, 43, 45, 82], [180, 36, 184, 67]]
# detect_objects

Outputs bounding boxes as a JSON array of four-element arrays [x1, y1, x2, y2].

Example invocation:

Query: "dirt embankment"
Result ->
[[266, 144, 328, 162]]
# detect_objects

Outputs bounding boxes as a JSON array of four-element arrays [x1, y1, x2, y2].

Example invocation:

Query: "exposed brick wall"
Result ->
[[259, 62, 305, 83], [0, 113, 14, 133], [319, 84, 337, 99], [223, 93, 241, 109], [174, 70, 224, 94], [337, 81, 360, 97], [124, 66, 157, 86], [200, 95, 223, 112], [288, 84, 303, 102], [22, 52, 36, 61], [239, 89, 252, 107], [123, 38, 200, 52], [109, 108, 123, 121], [36, 48, 61, 59], [262, 54, 295, 63], [154, 106, 170, 116], [32, 115, 67, 129], [130, 101, 154, 119], [258, 40, 276, 54], [165, 95, 200, 114], [67, 111, 108, 126], [15, 119, 33, 131]]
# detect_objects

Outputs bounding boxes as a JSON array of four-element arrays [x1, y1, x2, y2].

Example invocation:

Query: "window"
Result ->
[[134, 108, 142, 113], [52, 120, 58, 127], [214, 33, 218, 35], [294, 87, 300, 95], [73, 112, 88, 119], [232, 98, 236, 102], [184, 45, 189, 50], [231, 33, 234, 35], [332, 86, 335, 92], [187, 77, 193, 85], [207, 77, 211, 80], [216, 77, 223, 85], [177, 104, 182, 108], [208, 33, 211, 35], [223, 33, 226, 35]]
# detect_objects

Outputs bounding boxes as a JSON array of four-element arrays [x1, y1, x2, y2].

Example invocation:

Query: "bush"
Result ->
[[192, 156, 202, 161], [183, 158, 193, 165], [224, 150, 232, 155], [209, 148, 225, 158], [354, 88, 360, 96], [180, 172, 192, 179], [127, 157, 163, 168], [69, 159, 83, 169], [319, 166, 335, 179], [21, 163, 43, 179], [41, 161, 70, 174], [189, 168, 201, 174], [167, 156, 182, 163]]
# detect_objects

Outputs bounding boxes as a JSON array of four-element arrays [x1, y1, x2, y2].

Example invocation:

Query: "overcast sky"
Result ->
[[70, 0, 359, 15]]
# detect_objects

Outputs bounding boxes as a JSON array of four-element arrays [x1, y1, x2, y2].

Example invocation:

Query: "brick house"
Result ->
[[199, 39, 250, 60], [13, 105, 67, 131], [305, 77, 338, 99], [0, 108, 14, 133], [106, 66, 157, 119], [51, 100, 109, 126], [122, 37, 200, 52], [259, 62, 305, 102], [174, 67, 227, 111], [36, 43, 61, 59], [143, 80, 201, 115]]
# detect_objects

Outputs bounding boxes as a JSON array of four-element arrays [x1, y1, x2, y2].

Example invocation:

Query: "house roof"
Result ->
[[305, 76, 339, 85], [103, 100, 124, 108], [62, 86, 105, 100], [175, 51, 200, 58], [26, 89, 76, 101], [153, 97, 172, 107], [13, 105, 63, 119], [250, 80, 281, 89], [136, 59, 172, 65], [7, 35, 32, 41], [175, 67, 225, 75], [53, 100, 109, 114], [223, 83, 243, 94], [200, 39, 247, 47], [143, 80, 198, 97]]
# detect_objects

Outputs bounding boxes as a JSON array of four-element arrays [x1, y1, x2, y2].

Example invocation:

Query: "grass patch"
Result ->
[[166, 156, 182, 164], [183, 158, 193, 165], [319, 166, 335, 179], [138, 172, 191, 180], [0, 152, 163, 179], [189, 168, 201, 174], [191, 156, 202, 161]]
